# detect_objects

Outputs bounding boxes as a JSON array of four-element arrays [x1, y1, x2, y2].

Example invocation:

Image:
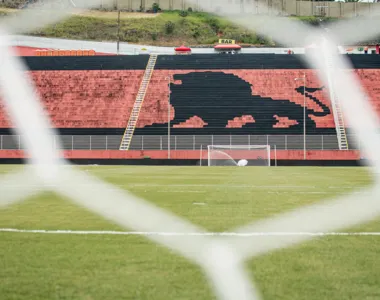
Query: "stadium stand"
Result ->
[[0, 54, 379, 140]]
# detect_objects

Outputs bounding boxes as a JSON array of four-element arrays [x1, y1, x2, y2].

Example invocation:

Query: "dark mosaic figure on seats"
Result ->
[[145, 72, 331, 135]]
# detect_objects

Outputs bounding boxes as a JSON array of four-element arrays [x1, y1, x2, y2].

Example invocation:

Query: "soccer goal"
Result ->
[[207, 145, 271, 167]]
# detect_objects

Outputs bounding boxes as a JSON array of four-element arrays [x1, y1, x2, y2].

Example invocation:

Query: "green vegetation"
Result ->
[[36, 11, 270, 46], [0, 0, 26, 9], [293, 15, 339, 26], [0, 8, 339, 46], [0, 166, 379, 300]]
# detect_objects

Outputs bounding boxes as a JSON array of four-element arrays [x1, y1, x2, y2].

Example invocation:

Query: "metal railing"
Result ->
[[0, 134, 356, 151]]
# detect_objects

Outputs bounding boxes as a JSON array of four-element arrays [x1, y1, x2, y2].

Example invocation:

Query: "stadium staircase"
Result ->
[[119, 54, 158, 150], [328, 90, 349, 150], [324, 54, 349, 150]]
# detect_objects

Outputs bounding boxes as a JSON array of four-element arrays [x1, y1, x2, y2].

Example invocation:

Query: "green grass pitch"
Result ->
[[1, 165, 380, 300]]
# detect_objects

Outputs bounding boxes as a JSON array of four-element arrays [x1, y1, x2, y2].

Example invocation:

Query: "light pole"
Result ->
[[117, 9, 120, 55], [295, 72, 306, 160], [165, 76, 171, 159]]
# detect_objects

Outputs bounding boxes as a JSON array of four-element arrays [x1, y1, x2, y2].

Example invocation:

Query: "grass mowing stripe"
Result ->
[[2, 228, 380, 236]]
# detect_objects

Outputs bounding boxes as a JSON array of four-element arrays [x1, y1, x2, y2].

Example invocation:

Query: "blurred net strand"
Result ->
[[0, 0, 79, 35], [0, 168, 43, 207], [226, 185, 380, 258], [1, 1, 380, 300], [329, 15, 380, 45]]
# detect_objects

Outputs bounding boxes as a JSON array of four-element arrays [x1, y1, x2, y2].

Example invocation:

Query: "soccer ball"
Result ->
[[237, 159, 248, 167]]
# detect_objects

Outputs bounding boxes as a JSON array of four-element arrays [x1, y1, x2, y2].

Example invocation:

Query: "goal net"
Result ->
[[207, 145, 270, 167]]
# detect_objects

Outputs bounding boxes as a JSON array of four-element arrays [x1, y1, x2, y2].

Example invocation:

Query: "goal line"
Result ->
[[1, 228, 380, 236]]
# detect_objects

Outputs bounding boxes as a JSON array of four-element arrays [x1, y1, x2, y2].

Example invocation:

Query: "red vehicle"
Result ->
[[214, 44, 242, 54]]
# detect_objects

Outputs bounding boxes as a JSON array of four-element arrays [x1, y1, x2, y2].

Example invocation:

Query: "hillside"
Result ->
[[0, 7, 337, 47]]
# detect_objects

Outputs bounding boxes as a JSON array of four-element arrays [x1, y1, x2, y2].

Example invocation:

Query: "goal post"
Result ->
[[207, 145, 271, 167]]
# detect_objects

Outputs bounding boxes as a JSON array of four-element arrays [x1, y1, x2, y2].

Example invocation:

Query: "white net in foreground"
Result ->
[[2, 2, 380, 300], [207, 145, 270, 167]]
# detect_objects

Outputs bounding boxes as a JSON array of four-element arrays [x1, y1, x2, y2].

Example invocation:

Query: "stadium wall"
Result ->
[[91, 0, 380, 18], [0, 149, 361, 160], [0, 149, 363, 167]]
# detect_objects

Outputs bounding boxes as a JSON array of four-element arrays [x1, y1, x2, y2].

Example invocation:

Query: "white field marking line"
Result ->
[[156, 190, 206, 193], [1, 228, 380, 236], [267, 191, 331, 194], [159, 190, 338, 194], [155, 190, 331, 194], [4, 183, 319, 189], [108, 184, 357, 190]]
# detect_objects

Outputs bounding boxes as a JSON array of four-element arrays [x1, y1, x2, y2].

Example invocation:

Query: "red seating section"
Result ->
[[226, 115, 256, 128], [354, 69, 380, 126], [273, 115, 299, 128], [173, 116, 208, 128], [0, 70, 144, 128], [0, 69, 379, 130], [12, 46, 115, 57]]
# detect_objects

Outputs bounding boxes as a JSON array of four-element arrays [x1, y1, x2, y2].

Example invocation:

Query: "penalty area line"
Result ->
[[1, 228, 380, 236]]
